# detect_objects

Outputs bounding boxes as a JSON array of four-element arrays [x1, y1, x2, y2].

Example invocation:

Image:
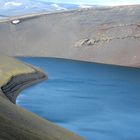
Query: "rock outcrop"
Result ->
[[1, 71, 46, 103]]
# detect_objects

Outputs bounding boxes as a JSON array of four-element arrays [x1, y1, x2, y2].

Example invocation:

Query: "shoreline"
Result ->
[[0, 54, 84, 140], [1, 68, 47, 104], [0, 52, 47, 104], [18, 56, 140, 69]]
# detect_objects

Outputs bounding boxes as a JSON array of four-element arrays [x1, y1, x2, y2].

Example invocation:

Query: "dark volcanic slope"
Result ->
[[0, 5, 140, 67]]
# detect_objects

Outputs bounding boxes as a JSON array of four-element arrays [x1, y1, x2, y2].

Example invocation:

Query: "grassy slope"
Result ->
[[0, 52, 35, 86], [0, 54, 84, 140]]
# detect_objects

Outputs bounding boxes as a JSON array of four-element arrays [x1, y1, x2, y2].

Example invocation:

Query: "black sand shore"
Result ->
[[0, 54, 84, 140]]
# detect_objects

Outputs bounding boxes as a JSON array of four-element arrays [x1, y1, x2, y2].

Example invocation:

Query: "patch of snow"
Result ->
[[51, 3, 67, 10], [78, 4, 93, 9], [4, 1, 22, 7], [11, 19, 20, 24]]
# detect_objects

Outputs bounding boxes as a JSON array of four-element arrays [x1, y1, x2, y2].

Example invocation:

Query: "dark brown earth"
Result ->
[[0, 5, 140, 67]]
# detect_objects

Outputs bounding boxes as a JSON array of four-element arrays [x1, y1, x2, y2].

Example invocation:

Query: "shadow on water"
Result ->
[[17, 57, 140, 140]]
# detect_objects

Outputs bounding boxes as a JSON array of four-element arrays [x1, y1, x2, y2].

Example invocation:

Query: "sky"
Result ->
[[38, 0, 140, 5]]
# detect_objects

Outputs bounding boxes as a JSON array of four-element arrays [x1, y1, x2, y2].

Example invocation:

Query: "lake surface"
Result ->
[[17, 57, 140, 140]]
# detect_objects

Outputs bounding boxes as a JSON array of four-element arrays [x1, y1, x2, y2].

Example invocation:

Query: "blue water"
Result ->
[[17, 57, 140, 140]]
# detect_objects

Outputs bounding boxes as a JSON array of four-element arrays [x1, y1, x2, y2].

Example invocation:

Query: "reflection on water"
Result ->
[[17, 57, 140, 140]]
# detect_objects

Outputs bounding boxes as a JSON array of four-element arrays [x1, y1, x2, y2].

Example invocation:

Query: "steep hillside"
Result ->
[[0, 5, 140, 67]]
